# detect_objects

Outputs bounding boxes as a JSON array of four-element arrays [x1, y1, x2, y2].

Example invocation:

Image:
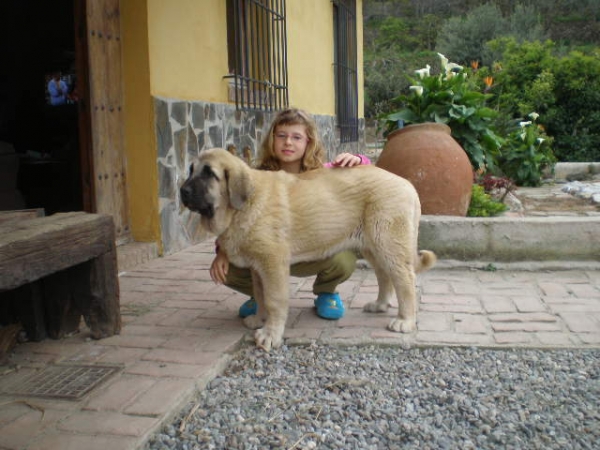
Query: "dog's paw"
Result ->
[[363, 301, 389, 313], [254, 328, 283, 352], [243, 314, 264, 330], [387, 318, 416, 333]]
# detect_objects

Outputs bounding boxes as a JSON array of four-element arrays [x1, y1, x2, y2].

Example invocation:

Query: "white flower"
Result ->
[[415, 65, 431, 78], [438, 53, 448, 70], [409, 85, 424, 96], [446, 62, 463, 73], [536, 137, 545, 144], [529, 112, 539, 121], [520, 131, 527, 141], [519, 121, 532, 128]]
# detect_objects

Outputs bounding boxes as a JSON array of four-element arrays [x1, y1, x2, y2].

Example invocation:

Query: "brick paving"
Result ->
[[1, 240, 599, 449]]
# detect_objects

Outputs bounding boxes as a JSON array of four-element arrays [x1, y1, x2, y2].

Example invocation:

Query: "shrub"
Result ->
[[467, 185, 508, 217], [498, 113, 557, 186], [378, 53, 503, 171]]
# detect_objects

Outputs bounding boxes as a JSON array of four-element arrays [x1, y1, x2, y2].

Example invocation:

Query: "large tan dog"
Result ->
[[180, 148, 436, 351]]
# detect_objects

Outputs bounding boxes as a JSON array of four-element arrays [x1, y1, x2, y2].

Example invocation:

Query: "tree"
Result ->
[[435, 3, 508, 65], [435, 2, 549, 65]]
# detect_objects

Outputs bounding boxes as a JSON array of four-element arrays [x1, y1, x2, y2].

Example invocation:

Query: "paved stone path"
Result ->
[[0, 240, 599, 450]]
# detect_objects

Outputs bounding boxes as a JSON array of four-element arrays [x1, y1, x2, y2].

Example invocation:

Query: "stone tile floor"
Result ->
[[1, 239, 599, 450]]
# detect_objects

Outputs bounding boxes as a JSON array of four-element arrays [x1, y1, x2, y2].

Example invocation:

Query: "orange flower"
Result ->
[[483, 76, 494, 88], [471, 60, 479, 70]]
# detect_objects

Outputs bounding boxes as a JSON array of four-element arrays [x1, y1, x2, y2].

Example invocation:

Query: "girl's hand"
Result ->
[[331, 152, 362, 167], [210, 251, 229, 284]]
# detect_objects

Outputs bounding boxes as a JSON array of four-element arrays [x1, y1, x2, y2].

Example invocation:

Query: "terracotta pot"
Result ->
[[376, 123, 473, 216]]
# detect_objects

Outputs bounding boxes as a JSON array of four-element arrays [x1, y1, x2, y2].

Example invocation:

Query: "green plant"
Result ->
[[484, 39, 600, 162], [498, 113, 557, 186], [476, 174, 516, 202], [467, 184, 508, 217], [378, 53, 503, 171]]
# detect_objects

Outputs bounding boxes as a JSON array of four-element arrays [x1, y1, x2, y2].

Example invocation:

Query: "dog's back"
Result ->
[[281, 165, 422, 263]]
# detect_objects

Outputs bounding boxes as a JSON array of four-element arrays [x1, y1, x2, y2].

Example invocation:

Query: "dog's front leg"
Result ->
[[242, 270, 267, 330], [253, 265, 290, 352]]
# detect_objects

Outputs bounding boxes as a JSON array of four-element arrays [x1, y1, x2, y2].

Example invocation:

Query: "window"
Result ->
[[226, 0, 289, 111], [333, 0, 359, 143]]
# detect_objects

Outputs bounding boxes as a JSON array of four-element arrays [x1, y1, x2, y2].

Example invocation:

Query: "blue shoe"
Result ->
[[238, 298, 257, 318], [314, 293, 345, 320]]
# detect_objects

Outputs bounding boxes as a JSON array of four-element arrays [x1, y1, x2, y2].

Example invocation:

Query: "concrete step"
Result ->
[[419, 215, 599, 262]]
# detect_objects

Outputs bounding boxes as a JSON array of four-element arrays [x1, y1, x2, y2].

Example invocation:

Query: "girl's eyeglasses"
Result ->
[[274, 132, 308, 143]]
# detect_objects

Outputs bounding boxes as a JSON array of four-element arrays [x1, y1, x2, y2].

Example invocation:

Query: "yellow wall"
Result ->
[[144, 0, 363, 118], [286, 1, 335, 115], [147, 0, 230, 102], [121, 0, 161, 246], [121, 0, 364, 248], [287, 0, 364, 117]]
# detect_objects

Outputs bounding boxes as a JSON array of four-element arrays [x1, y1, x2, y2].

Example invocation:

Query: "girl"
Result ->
[[210, 108, 370, 320]]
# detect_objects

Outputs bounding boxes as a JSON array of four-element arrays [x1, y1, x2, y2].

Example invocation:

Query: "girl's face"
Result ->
[[272, 124, 309, 173]]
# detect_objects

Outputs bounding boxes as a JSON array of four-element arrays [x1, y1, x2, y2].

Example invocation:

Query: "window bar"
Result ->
[[276, 0, 284, 110], [233, 0, 242, 111], [228, 0, 287, 111], [272, 0, 279, 110], [266, 0, 274, 110], [255, 0, 262, 109], [280, 0, 289, 109], [271, 0, 277, 110], [333, 0, 358, 142], [241, 0, 250, 110], [259, 1, 267, 110], [248, 1, 256, 109]]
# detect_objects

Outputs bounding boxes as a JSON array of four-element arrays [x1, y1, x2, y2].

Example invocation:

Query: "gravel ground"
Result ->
[[145, 344, 600, 450]]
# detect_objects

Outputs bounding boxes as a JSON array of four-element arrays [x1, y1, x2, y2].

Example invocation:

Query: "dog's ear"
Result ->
[[225, 165, 253, 210]]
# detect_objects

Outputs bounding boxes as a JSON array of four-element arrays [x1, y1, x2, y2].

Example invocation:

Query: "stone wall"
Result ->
[[154, 98, 365, 254]]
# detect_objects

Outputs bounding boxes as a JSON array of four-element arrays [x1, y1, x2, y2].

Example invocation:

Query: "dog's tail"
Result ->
[[415, 250, 437, 273]]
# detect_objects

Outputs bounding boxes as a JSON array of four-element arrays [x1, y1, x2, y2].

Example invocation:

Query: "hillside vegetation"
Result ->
[[364, 0, 600, 163]]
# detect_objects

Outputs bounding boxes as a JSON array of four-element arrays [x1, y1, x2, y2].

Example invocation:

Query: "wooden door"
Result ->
[[75, 0, 130, 243]]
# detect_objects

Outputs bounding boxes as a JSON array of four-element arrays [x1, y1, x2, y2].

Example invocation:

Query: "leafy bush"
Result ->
[[378, 53, 503, 171], [436, 3, 548, 66], [544, 51, 600, 162], [477, 174, 516, 202], [467, 184, 508, 217], [497, 114, 557, 186], [485, 39, 600, 162]]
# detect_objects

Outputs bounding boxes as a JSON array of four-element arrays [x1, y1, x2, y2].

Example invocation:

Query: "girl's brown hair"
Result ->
[[256, 108, 325, 172]]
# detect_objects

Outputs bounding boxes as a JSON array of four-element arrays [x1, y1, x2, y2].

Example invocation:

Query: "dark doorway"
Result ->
[[0, 0, 84, 215]]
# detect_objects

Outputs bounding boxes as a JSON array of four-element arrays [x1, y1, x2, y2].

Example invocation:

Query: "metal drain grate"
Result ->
[[7, 364, 121, 400]]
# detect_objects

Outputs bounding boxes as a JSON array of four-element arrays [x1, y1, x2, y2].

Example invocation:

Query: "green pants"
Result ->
[[225, 250, 358, 297]]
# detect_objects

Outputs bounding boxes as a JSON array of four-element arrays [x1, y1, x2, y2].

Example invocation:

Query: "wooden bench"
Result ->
[[0, 212, 121, 341]]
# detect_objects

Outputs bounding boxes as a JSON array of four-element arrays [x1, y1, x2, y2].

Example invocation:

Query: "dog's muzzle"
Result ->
[[180, 184, 215, 218]]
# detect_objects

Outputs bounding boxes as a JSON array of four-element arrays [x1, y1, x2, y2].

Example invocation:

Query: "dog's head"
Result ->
[[180, 148, 253, 231]]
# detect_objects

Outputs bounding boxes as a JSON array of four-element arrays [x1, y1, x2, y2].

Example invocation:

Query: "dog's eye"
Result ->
[[201, 164, 219, 180]]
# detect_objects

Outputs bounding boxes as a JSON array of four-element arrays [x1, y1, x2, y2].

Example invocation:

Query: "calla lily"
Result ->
[[438, 53, 448, 70], [409, 85, 424, 96], [536, 138, 545, 144], [446, 62, 463, 74], [529, 112, 539, 121], [519, 121, 532, 128], [415, 64, 431, 78]]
